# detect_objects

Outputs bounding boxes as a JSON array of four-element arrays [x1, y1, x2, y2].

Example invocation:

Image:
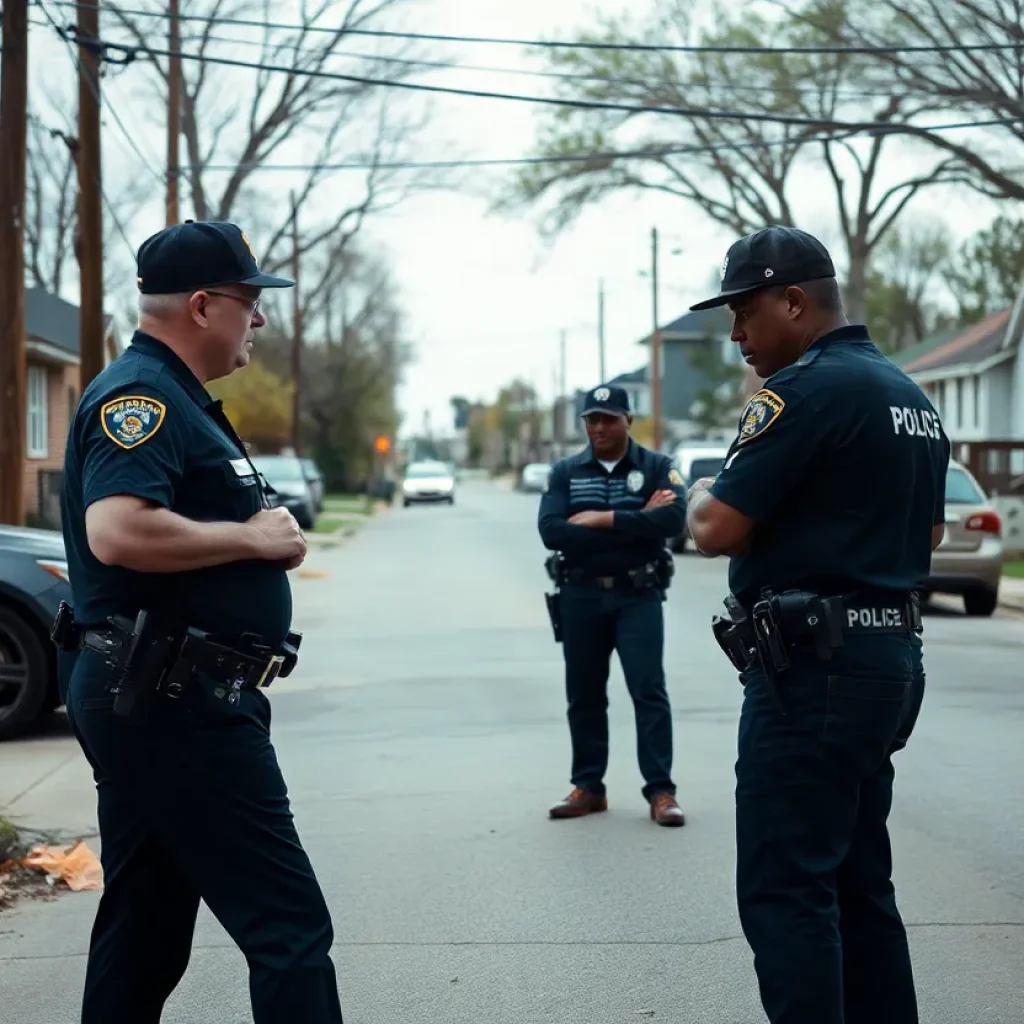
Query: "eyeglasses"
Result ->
[[204, 290, 262, 316]]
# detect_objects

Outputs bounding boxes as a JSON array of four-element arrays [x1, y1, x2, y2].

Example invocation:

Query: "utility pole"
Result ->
[[290, 190, 303, 456], [0, 0, 29, 525], [77, 0, 105, 392], [650, 227, 663, 453], [597, 277, 606, 384], [166, 0, 181, 224]]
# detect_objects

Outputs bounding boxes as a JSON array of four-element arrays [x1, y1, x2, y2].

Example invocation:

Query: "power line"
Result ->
[[178, 114, 1024, 173], [61, 31, 1024, 136], [50, 2, 1024, 55], [34, 4, 165, 189], [89, 22, 927, 104]]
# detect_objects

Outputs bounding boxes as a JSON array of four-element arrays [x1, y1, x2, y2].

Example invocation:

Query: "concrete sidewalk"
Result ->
[[998, 574, 1024, 611]]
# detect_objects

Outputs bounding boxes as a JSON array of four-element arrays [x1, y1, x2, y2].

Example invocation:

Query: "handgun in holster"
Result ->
[[711, 595, 756, 673], [50, 601, 81, 652], [111, 610, 180, 722], [545, 591, 563, 644], [279, 630, 303, 678]]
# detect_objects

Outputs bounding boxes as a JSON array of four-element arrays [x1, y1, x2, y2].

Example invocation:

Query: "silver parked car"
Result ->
[[924, 459, 1003, 616]]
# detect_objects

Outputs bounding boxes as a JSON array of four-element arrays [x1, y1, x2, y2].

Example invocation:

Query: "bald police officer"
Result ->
[[57, 221, 345, 1023], [539, 385, 687, 826], [685, 226, 948, 1024]]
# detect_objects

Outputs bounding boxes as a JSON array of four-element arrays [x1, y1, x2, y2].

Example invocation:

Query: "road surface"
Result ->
[[1, 480, 1022, 1023]]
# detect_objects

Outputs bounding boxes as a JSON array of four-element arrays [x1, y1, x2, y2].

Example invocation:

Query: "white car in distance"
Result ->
[[402, 460, 456, 507]]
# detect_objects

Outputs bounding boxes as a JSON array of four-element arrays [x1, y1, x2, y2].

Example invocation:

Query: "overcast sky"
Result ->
[[26, 0, 1005, 439]]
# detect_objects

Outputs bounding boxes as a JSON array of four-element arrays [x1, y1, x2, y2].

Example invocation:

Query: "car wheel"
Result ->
[[963, 588, 998, 617], [447, 496, 455, 505], [403, 499, 411, 508], [0, 606, 50, 741]]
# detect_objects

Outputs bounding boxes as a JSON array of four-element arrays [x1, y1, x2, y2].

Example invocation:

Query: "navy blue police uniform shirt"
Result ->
[[710, 324, 951, 609], [61, 331, 293, 649], [538, 439, 687, 576]]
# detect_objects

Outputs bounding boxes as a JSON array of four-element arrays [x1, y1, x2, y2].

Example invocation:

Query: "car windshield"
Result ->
[[406, 463, 450, 478], [688, 456, 726, 480], [946, 465, 986, 504], [252, 456, 305, 483]]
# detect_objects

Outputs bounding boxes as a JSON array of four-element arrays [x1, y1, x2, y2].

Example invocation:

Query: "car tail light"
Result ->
[[964, 510, 1001, 535]]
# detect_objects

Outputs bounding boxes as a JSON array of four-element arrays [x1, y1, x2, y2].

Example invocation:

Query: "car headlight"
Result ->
[[37, 559, 70, 584]]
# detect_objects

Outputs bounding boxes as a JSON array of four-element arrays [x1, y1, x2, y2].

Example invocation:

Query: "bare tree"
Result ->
[[785, 0, 1024, 202], [103, 0, 436, 269], [498, 0, 968, 319]]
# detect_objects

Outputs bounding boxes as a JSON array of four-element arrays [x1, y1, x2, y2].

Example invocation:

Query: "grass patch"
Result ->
[[0, 817, 19, 862], [1002, 559, 1024, 579]]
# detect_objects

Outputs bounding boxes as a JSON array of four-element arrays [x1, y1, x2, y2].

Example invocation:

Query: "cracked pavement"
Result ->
[[1, 480, 1022, 1023]]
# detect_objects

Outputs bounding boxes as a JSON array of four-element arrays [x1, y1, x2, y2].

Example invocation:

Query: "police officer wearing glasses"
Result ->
[[55, 221, 345, 1023], [686, 226, 948, 1024], [539, 385, 687, 827]]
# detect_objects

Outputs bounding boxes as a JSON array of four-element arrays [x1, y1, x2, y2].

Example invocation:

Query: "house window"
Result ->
[[26, 365, 48, 458], [972, 375, 980, 428]]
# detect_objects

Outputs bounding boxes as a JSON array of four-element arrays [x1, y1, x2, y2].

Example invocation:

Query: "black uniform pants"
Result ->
[[559, 584, 675, 800], [63, 648, 344, 1024], [734, 633, 924, 1024]]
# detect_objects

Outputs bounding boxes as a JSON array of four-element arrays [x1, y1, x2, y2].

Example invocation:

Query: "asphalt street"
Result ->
[[1, 479, 1023, 1023]]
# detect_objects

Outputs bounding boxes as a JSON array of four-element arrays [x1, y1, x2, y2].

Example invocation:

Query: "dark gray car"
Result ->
[[0, 525, 71, 740]]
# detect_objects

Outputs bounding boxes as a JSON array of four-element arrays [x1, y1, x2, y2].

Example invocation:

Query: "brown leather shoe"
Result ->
[[650, 792, 685, 827], [549, 787, 608, 819]]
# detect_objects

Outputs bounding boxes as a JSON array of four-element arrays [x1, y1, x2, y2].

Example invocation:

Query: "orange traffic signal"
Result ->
[[373, 435, 391, 453]]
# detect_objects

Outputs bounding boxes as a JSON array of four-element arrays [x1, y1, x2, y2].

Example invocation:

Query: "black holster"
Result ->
[[545, 591, 563, 644]]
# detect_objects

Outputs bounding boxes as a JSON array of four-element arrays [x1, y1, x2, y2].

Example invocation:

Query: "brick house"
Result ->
[[23, 286, 120, 525]]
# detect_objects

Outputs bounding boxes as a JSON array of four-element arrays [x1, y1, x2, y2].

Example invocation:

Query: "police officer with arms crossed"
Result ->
[[539, 385, 687, 827], [55, 220, 345, 1023], [684, 225, 949, 1024]]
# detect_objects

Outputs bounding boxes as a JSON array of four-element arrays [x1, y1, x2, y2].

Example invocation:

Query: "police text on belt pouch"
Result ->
[[53, 220, 346, 1024], [684, 226, 948, 1024]]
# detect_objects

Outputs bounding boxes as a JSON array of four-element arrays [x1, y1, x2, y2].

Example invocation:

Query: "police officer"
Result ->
[[685, 225, 948, 1024], [57, 221, 345, 1023], [539, 385, 687, 827]]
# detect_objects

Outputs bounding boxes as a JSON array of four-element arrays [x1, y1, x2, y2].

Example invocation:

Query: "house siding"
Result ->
[[23, 357, 78, 521]]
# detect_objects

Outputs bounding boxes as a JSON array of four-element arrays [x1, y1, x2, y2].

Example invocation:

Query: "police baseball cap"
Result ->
[[581, 385, 631, 418], [689, 225, 835, 311], [136, 219, 295, 294]]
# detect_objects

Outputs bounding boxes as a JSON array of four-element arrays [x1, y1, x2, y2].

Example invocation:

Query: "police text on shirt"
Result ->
[[889, 406, 942, 440]]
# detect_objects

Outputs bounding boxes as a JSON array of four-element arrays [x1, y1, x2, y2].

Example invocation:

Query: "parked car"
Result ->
[[667, 445, 731, 553], [0, 525, 70, 740], [250, 454, 317, 529], [402, 460, 456, 506], [301, 458, 325, 513], [923, 459, 1003, 616], [520, 462, 551, 493]]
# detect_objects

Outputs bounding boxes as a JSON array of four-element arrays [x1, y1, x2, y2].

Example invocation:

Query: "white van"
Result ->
[[668, 444, 731, 553]]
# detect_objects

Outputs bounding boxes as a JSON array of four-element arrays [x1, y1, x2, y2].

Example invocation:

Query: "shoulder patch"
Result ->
[[668, 468, 683, 485], [100, 395, 167, 449], [737, 389, 785, 445]]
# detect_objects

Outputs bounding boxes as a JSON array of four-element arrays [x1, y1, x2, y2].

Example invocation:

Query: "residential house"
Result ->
[[23, 286, 120, 525], [635, 306, 745, 444], [895, 284, 1024, 554]]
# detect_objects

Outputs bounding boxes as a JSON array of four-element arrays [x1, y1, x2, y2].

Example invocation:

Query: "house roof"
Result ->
[[25, 286, 114, 357], [608, 366, 647, 386], [638, 306, 732, 344], [899, 308, 1012, 375]]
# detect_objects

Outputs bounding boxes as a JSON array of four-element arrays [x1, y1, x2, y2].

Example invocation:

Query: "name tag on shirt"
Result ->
[[228, 457, 259, 485]]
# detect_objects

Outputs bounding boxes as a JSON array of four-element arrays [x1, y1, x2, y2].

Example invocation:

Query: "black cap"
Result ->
[[136, 220, 294, 294], [581, 384, 630, 417], [689, 225, 835, 311]]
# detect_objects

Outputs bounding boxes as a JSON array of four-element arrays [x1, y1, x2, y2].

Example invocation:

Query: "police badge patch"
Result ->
[[627, 470, 644, 492], [101, 395, 167, 449], [737, 389, 785, 445]]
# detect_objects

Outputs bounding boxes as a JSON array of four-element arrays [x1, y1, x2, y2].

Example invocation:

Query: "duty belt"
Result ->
[[546, 552, 675, 592], [51, 601, 301, 719], [711, 589, 922, 715]]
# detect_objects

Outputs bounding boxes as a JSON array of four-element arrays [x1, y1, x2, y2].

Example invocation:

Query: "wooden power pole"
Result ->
[[77, 0, 105, 392], [166, 0, 181, 224], [597, 277, 606, 384], [0, 0, 29, 525], [290, 191, 303, 456], [650, 226, 663, 453]]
